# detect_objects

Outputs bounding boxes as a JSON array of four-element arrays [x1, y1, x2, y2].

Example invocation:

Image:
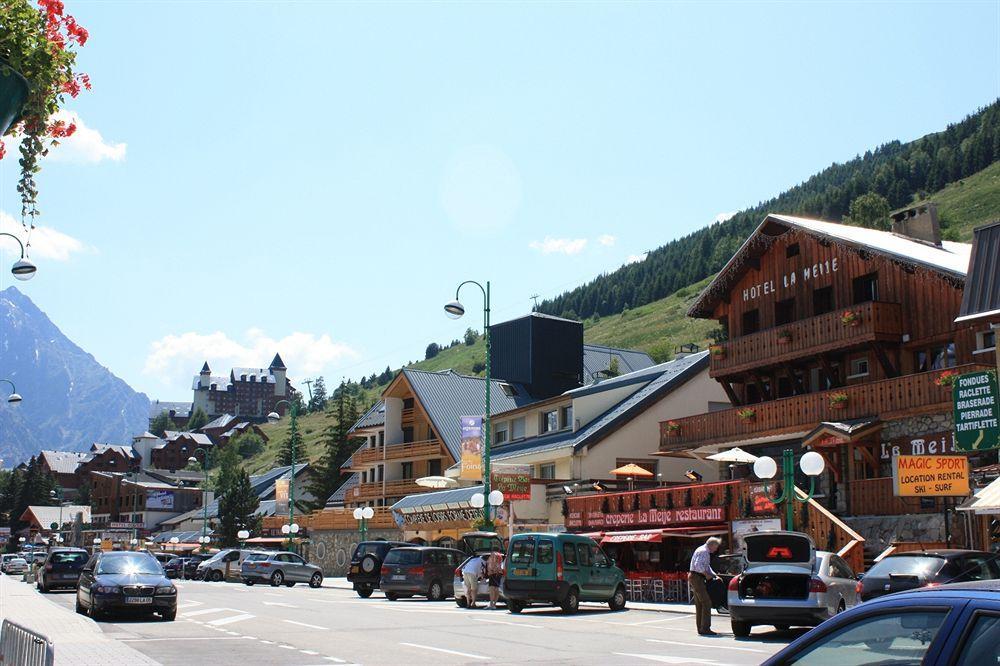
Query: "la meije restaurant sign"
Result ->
[[565, 504, 726, 530]]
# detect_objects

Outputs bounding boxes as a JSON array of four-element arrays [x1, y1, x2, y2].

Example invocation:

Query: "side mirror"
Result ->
[[856, 573, 864, 581], [82, 566, 92, 573]]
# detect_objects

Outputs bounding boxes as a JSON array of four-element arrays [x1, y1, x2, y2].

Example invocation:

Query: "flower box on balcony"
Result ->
[[737, 408, 757, 422], [777, 330, 793, 345], [934, 371, 958, 388], [709, 344, 726, 359], [665, 421, 681, 436], [841, 310, 862, 327], [829, 392, 849, 410]]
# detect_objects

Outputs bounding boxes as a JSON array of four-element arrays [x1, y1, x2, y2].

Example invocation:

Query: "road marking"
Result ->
[[471, 617, 542, 629], [263, 593, 284, 597], [279, 645, 297, 650], [645, 639, 766, 653], [177, 600, 203, 609], [613, 654, 724, 665], [120, 637, 246, 642], [300, 650, 320, 655], [262, 601, 298, 608], [400, 642, 490, 660], [260, 640, 275, 645], [183, 607, 239, 617], [207, 613, 255, 626], [325, 659, 346, 663], [621, 615, 692, 626], [284, 620, 329, 631]]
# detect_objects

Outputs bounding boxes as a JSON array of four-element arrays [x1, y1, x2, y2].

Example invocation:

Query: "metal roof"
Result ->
[[201, 414, 238, 431], [325, 473, 359, 507], [957, 221, 1000, 323], [391, 484, 484, 513], [21, 505, 90, 527], [582, 344, 655, 381], [39, 450, 88, 475], [149, 400, 192, 419], [350, 401, 386, 433]]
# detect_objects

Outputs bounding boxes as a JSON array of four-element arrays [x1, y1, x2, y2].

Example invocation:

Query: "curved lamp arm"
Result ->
[[0, 379, 15, 394], [0, 233, 26, 258], [763, 479, 789, 505], [454, 280, 487, 302]]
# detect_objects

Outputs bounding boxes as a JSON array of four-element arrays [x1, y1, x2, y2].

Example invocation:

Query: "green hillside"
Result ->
[[931, 160, 1000, 240]]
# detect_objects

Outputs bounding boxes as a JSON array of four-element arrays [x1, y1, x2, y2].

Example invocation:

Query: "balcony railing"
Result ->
[[660, 364, 991, 451], [848, 477, 944, 516], [352, 479, 426, 501], [264, 507, 397, 531], [350, 439, 444, 468], [710, 301, 903, 377]]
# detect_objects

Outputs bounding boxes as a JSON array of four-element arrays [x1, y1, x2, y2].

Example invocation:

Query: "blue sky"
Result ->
[[0, 1, 997, 401]]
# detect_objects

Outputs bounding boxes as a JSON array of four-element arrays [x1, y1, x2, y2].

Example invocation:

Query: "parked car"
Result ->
[[183, 554, 211, 579], [150, 551, 175, 566], [710, 552, 745, 610], [0, 553, 21, 573], [348, 540, 411, 598], [502, 532, 627, 614], [458, 531, 505, 556], [727, 531, 859, 637], [858, 549, 1000, 602], [197, 548, 255, 582], [163, 557, 186, 579], [763, 580, 1000, 665], [378, 546, 465, 601], [36, 548, 89, 593], [454, 554, 507, 608], [4, 557, 28, 576], [75, 551, 177, 621], [241, 551, 324, 588]]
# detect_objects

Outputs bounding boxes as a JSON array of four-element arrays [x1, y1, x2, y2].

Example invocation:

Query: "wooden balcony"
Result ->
[[710, 301, 903, 378], [848, 477, 944, 516], [660, 364, 992, 451], [264, 507, 397, 531], [351, 479, 426, 501], [350, 439, 445, 469]]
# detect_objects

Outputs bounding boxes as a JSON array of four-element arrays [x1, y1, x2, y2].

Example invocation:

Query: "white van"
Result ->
[[197, 549, 260, 582]]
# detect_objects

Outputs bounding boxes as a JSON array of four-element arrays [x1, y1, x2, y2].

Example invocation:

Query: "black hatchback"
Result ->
[[347, 540, 410, 598], [75, 551, 177, 621], [37, 548, 89, 593], [859, 549, 1000, 602]]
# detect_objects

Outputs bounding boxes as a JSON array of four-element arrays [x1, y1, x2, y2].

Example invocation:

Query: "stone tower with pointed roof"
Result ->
[[270, 353, 287, 397], [191, 355, 291, 422]]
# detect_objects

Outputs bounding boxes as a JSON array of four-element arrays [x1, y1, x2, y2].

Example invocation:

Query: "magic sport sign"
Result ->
[[892, 454, 970, 497], [953, 371, 1000, 451]]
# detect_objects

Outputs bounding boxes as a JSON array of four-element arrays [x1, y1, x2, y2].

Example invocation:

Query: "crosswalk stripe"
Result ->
[[183, 607, 233, 617], [207, 613, 255, 626]]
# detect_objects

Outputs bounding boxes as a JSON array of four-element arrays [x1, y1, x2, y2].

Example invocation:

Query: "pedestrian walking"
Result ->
[[462, 554, 484, 609], [485, 551, 504, 609], [688, 536, 722, 635]]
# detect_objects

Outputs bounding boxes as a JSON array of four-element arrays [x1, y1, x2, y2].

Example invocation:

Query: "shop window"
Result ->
[[510, 417, 526, 441], [541, 410, 559, 434], [563, 542, 578, 566], [742, 309, 760, 336], [775, 298, 796, 326], [848, 357, 870, 379], [813, 286, 835, 316], [976, 330, 996, 352], [539, 463, 556, 480], [852, 272, 879, 304]]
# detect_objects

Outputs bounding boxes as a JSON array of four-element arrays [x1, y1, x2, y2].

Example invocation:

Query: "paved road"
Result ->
[[42, 580, 801, 665]]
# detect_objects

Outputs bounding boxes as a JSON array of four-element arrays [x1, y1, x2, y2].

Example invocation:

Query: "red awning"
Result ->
[[245, 537, 288, 544], [601, 529, 664, 544], [578, 531, 604, 539], [600, 525, 729, 544]]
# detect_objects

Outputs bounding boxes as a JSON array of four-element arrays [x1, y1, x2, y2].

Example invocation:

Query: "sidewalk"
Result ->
[[0, 574, 159, 665], [328, 576, 721, 615]]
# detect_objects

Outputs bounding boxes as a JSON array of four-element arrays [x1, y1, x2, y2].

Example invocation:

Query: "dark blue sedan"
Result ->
[[763, 580, 1000, 665]]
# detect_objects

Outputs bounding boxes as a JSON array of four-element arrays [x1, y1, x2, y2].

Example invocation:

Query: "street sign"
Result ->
[[953, 370, 1000, 451], [491, 464, 531, 500], [892, 454, 970, 497]]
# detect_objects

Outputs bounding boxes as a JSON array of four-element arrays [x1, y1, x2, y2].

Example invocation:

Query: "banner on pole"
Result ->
[[459, 416, 483, 481]]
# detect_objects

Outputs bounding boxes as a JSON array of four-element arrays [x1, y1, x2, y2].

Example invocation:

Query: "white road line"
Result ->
[[262, 601, 298, 608], [613, 654, 723, 665], [263, 593, 284, 598], [325, 659, 346, 663], [400, 642, 491, 661], [177, 600, 203, 609], [300, 650, 320, 655], [120, 637, 246, 642], [471, 617, 542, 629], [621, 615, 692, 626], [260, 640, 275, 645], [284, 620, 329, 631], [645, 639, 766, 653], [279, 645, 297, 650], [207, 613, 255, 626], [183, 607, 238, 617]]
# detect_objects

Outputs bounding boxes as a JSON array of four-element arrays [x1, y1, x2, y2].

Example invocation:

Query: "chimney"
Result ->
[[890, 202, 941, 247]]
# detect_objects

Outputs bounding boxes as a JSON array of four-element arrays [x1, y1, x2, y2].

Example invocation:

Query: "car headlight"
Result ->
[[155, 586, 176, 595], [95, 585, 120, 594]]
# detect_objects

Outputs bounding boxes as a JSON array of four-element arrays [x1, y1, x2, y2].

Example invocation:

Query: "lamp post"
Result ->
[[0, 232, 37, 281], [187, 447, 213, 553], [470, 489, 505, 527], [752, 449, 826, 530], [352, 506, 374, 541], [280, 522, 299, 551], [49, 487, 65, 542], [168, 536, 179, 553], [267, 398, 299, 551], [237, 529, 250, 549], [444, 280, 493, 528], [92, 536, 101, 554], [0, 379, 22, 404]]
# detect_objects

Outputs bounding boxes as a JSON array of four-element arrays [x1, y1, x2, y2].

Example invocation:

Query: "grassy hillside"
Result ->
[[930, 160, 1000, 240]]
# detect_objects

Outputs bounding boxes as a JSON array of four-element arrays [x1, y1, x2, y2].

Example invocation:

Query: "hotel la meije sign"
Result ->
[[742, 256, 840, 303], [565, 506, 726, 530]]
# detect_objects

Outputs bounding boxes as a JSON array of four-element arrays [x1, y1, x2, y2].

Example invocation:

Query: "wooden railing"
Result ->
[[710, 301, 903, 377], [350, 439, 444, 468], [797, 487, 866, 573], [352, 479, 426, 501], [848, 477, 945, 516], [264, 507, 397, 532], [660, 365, 992, 450]]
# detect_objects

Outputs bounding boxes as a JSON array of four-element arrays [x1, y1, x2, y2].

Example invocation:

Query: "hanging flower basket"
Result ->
[[665, 420, 681, 436], [841, 310, 861, 327], [829, 392, 849, 410], [777, 330, 793, 345], [709, 344, 726, 358], [0, 62, 29, 137], [934, 371, 958, 388], [737, 408, 757, 422]]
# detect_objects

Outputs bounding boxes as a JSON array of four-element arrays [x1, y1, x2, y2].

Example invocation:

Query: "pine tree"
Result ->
[[232, 431, 266, 458], [149, 411, 173, 438], [308, 376, 328, 412], [213, 444, 242, 495], [186, 406, 210, 431], [276, 408, 302, 467], [306, 383, 360, 509], [218, 468, 261, 547]]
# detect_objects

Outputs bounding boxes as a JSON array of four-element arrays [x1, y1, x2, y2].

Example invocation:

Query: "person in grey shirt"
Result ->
[[688, 537, 722, 635]]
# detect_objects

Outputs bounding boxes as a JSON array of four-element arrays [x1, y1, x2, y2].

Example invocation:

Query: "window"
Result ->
[[918, 343, 957, 370], [541, 410, 559, 434], [402, 426, 414, 443], [560, 406, 573, 430], [591, 546, 609, 567], [955, 613, 1000, 666], [742, 309, 760, 335], [539, 463, 556, 480], [775, 298, 796, 326], [577, 543, 591, 567], [812, 286, 834, 316], [510, 417, 526, 441], [849, 357, 869, 379], [976, 330, 997, 352], [495, 423, 509, 444], [510, 539, 535, 565], [427, 459, 442, 476], [852, 272, 879, 304], [402, 397, 414, 410], [786, 243, 800, 258], [401, 462, 413, 479], [829, 556, 855, 580], [537, 540, 554, 564], [786, 610, 948, 665], [563, 542, 578, 566]]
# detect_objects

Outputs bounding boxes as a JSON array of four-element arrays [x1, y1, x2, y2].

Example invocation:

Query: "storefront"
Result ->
[[391, 485, 508, 544]]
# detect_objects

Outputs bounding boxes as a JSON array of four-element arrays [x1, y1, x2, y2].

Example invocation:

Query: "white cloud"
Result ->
[[529, 237, 589, 255], [714, 211, 738, 224], [625, 253, 648, 264], [598, 234, 616, 247], [9, 110, 126, 164], [0, 210, 91, 261], [143, 329, 358, 384]]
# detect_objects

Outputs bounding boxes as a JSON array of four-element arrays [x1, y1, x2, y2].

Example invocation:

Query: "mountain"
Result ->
[[0, 287, 149, 464]]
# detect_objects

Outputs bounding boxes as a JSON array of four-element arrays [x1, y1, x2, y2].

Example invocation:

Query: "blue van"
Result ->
[[502, 532, 627, 614]]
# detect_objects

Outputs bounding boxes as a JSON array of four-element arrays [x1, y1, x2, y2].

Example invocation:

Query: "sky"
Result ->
[[0, 0, 998, 401]]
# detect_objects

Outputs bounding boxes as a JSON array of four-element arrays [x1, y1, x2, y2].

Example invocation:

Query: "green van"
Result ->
[[502, 532, 627, 614]]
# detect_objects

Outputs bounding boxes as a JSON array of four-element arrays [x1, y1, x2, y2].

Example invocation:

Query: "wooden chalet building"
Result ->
[[657, 206, 997, 555]]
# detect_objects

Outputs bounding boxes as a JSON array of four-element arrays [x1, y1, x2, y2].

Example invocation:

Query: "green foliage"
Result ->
[[186, 406, 209, 431], [275, 408, 303, 467], [308, 376, 328, 413], [213, 443, 241, 493], [844, 192, 891, 230], [233, 431, 266, 459], [425, 342, 440, 359], [607, 357, 621, 377], [464, 328, 478, 346], [1, 456, 54, 535], [218, 467, 261, 547], [149, 411, 172, 438], [471, 361, 486, 375], [306, 383, 361, 510]]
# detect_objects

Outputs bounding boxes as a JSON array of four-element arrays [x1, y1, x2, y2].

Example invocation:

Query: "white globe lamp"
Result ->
[[753, 456, 778, 480]]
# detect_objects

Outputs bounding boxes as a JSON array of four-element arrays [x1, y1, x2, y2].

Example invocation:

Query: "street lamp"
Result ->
[[470, 489, 504, 524], [168, 536, 179, 552], [752, 450, 826, 530], [444, 279, 493, 528], [130, 538, 138, 551], [267, 398, 300, 551], [0, 379, 22, 404], [237, 529, 250, 549], [92, 537, 101, 554], [187, 447, 213, 552], [352, 506, 374, 541], [0, 232, 36, 280]]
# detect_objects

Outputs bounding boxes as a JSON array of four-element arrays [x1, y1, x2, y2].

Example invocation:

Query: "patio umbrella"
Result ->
[[706, 447, 758, 464], [415, 475, 459, 489], [609, 463, 654, 478]]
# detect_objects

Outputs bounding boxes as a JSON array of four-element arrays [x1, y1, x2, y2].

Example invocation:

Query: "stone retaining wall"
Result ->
[[302, 528, 405, 576]]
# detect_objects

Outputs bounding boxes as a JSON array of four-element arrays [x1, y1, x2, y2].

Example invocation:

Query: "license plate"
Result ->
[[350, 566, 359, 574], [512, 569, 532, 576], [60, 574, 77, 579], [125, 597, 153, 604], [392, 575, 406, 581]]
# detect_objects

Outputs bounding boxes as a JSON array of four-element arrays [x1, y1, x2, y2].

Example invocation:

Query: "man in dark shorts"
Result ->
[[486, 551, 504, 609]]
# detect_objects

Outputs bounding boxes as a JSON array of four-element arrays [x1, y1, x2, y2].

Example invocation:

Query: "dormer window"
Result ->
[[500, 383, 518, 397]]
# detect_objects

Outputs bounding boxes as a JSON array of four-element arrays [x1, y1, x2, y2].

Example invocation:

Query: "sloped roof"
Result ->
[[690, 213, 972, 318], [350, 401, 386, 433], [192, 375, 232, 391], [231, 367, 276, 383], [403, 368, 538, 461], [582, 344, 655, 381], [201, 414, 237, 431], [39, 450, 88, 475], [163, 431, 213, 447], [149, 401, 192, 419], [325, 473, 360, 507], [957, 221, 1000, 323], [392, 484, 484, 513], [88, 443, 139, 460], [21, 505, 90, 527]]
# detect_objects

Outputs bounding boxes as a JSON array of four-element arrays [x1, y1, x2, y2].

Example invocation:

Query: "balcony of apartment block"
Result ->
[[660, 364, 993, 452], [709, 301, 904, 378], [348, 439, 446, 470], [350, 478, 427, 501]]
